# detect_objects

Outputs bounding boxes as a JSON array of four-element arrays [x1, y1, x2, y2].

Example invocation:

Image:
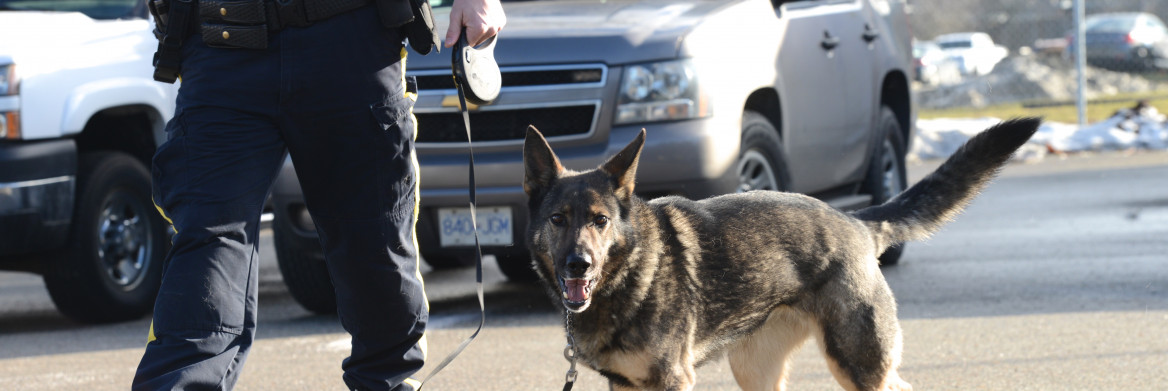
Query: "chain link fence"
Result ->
[[910, 0, 1168, 125]]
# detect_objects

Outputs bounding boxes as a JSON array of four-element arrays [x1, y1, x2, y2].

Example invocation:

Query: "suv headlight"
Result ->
[[615, 59, 710, 125]]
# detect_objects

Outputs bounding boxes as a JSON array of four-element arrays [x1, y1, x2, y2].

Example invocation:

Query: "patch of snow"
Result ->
[[916, 55, 1168, 110], [911, 102, 1168, 162]]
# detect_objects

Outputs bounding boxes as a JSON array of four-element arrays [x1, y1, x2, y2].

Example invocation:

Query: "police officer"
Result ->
[[132, 0, 504, 389]]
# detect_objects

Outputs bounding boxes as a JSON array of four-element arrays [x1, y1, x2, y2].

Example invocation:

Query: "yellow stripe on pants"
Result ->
[[402, 46, 429, 364]]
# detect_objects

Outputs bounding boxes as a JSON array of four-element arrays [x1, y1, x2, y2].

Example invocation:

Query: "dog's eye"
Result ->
[[550, 214, 566, 226], [593, 215, 609, 228]]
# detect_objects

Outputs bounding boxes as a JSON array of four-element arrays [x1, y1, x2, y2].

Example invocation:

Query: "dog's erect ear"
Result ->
[[601, 129, 645, 200], [524, 125, 564, 196]]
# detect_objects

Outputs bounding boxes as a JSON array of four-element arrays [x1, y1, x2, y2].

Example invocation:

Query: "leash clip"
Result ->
[[562, 344, 578, 390], [563, 345, 578, 382]]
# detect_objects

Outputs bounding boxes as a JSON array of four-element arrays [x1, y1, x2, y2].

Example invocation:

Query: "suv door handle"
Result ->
[[862, 24, 880, 42], [821, 31, 840, 50]]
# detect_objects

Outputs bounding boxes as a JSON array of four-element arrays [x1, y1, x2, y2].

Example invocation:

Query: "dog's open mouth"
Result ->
[[558, 277, 594, 312]]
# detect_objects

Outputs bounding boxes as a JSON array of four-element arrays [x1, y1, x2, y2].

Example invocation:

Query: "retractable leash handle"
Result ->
[[416, 27, 500, 390], [452, 27, 502, 105]]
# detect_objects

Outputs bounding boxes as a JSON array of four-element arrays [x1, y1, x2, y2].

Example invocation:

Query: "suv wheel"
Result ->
[[862, 107, 909, 265], [737, 111, 790, 192], [494, 248, 538, 282], [43, 152, 167, 323], [273, 211, 337, 314], [423, 253, 476, 270]]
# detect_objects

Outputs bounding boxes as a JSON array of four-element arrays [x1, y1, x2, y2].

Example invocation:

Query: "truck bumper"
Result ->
[[0, 139, 76, 257]]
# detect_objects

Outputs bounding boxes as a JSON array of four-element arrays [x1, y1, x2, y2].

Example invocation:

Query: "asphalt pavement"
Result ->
[[1, 150, 1166, 390]]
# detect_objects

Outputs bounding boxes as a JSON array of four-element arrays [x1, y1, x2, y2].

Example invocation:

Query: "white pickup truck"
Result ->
[[0, 1, 177, 323], [934, 32, 1009, 76]]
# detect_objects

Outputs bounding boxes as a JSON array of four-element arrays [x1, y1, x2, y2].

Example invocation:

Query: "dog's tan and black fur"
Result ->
[[522, 118, 1041, 391]]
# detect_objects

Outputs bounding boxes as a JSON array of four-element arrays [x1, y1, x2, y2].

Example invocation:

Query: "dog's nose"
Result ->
[[565, 253, 592, 277]]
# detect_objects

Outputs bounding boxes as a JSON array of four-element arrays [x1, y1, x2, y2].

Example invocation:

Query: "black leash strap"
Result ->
[[416, 32, 489, 391]]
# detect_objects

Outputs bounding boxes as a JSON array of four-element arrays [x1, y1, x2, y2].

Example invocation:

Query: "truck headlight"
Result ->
[[0, 64, 15, 96], [1, 63, 20, 139], [615, 59, 710, 125]]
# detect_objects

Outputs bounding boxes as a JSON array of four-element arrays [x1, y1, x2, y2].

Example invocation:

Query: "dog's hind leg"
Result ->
[[727, 307, 814, 391], [812, 279, 912, 391]]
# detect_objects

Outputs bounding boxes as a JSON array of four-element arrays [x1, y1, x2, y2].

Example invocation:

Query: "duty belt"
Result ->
[[150, 0, 372, 82], [199, 0, 373, 49]]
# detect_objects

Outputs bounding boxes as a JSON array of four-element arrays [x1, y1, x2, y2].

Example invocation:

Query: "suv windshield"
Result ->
[[0, 0, 141, 20]]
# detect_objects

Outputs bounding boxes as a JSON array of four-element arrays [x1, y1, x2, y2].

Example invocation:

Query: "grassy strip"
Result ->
[[919, 91, 1168, 124]]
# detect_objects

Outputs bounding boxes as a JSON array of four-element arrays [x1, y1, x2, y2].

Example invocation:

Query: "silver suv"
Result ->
[[270, 0, 916, 313]]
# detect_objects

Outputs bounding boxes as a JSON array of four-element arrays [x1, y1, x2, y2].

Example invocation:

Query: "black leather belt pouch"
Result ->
[[201, 24, 269, 49], [201, 0, 267, 24], [199, 0, 269, 49], [403, 0, 439, 55], [148, 0, 170, 40], [374, 0, 412, 28], [376, 0, 438, 55]]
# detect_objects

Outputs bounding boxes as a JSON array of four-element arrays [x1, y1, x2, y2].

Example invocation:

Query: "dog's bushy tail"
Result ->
[[852, 118, 1041, 253]]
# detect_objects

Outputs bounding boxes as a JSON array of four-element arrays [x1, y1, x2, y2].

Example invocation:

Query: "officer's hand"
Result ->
[[446, 0, 506, 48]]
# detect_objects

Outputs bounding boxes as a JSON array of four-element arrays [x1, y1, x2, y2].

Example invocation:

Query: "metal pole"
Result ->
[[1073, 0, 1087, 128]]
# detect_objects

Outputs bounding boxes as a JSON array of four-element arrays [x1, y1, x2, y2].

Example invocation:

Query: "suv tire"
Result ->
[[423, 253, 476, 270], [738, 111, 791, 192], [273, 211, 337, 314], [862, 107, 909, 265], [43, 152, 167, 323], [494, 248, 538, 282]]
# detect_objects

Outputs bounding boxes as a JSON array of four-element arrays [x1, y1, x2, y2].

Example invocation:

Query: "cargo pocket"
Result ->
[[370, 94, 418, 222]]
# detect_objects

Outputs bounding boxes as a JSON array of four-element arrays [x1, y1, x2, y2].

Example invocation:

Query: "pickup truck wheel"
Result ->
[[738, 111, 790, 192], [43, 152, 167, 323], [494, 249, 538, 282], [273, 211, 337, 314], [863, 107, 909, 265]]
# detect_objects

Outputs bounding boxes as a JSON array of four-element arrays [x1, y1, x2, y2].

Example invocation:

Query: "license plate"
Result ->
[[437, 206, 513, 247]]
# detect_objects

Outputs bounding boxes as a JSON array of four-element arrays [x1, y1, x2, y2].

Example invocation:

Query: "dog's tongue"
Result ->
[[565, 279, 590, 302]]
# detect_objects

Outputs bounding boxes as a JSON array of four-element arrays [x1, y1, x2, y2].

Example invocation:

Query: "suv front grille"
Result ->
[[415, 66, 605, 90], [416, 105, 596, 143], [412, 64, 607, 143]]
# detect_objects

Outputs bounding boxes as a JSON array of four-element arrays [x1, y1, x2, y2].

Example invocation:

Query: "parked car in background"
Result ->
[[935, 32, 1009, 76], [913, 40, 962, 85], [0, 0, 176, 323], [1077, 12, 1168, 72], [270, 0, 917, 314]]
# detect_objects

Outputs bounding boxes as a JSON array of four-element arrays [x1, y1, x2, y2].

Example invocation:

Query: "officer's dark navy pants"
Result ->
[[133, 6, 427, 391]]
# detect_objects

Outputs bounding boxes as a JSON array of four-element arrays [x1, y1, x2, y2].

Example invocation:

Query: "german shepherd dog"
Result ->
[[522, 118, 1041, 391]]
